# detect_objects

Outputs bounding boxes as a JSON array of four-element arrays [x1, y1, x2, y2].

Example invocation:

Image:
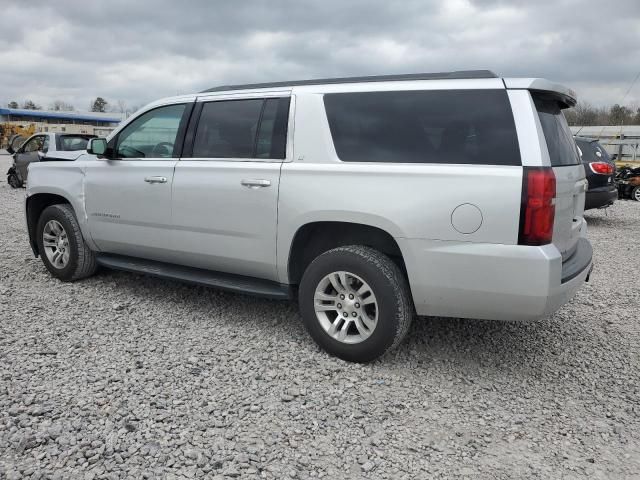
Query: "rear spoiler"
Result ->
[[503, 78, 577, 108]]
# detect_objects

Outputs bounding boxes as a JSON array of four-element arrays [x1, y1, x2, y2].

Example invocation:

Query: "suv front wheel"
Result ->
[[36, 204, 98, 281], [299, 245, 413, 362]]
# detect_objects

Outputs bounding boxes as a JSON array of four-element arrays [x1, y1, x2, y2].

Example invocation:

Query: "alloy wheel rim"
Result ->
[[635, 189, 640, 201], [314, 271, 378, 344], [43, 220, 70, 269]]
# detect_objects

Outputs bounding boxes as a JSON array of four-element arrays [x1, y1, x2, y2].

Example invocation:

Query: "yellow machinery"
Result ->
[[0, 123, 36, 149]]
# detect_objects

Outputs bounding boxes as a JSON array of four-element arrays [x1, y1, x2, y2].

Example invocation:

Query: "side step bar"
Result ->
[[95, 253, 291, 300]]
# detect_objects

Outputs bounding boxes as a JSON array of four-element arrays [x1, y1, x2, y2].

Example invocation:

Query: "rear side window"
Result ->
[[59, 136, 92, 151], [256, 98, 290, 159], [534, 96, 580, 166], [323, 89, 521, 165], [192, 97, 290, 159]]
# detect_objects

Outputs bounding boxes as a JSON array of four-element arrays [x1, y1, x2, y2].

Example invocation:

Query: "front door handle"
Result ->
[[144, 176, 167, 184], [241, 179, 271, 188]]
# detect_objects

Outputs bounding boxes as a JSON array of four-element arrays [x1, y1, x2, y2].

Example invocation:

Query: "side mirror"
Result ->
[[87, 138, 108, 156], [7, 145, 14, 155]]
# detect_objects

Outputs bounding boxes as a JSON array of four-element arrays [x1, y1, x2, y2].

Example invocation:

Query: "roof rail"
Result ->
[[201, 70, 498, 93]]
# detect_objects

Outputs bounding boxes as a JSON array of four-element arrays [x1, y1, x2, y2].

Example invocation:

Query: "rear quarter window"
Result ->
[[323, 89, 521, 166], [534, 96, 580, 167]]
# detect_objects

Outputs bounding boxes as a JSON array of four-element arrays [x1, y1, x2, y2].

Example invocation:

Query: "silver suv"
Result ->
[[25, 70, 593, 362]]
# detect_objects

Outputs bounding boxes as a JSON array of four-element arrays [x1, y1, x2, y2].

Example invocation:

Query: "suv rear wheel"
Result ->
[[299, 245, 413, 362], [36, 204, 98, 281]]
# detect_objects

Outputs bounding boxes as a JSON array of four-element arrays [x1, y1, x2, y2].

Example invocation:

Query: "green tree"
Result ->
[[7, 101, 19, 108], [90, 97, 108, 113]]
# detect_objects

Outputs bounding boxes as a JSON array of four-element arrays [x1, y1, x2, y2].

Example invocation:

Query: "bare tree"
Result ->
[[565, 101, 640, 126], [50, 100, 75, 111], [128, 104, 146, 115], [116, 100, 127, 113]]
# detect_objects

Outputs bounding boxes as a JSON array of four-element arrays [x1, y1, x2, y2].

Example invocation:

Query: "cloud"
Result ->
[[0, 0, 638, 110]]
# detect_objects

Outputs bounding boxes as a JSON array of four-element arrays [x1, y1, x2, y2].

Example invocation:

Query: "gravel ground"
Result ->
[[0, 151, 639, 479]]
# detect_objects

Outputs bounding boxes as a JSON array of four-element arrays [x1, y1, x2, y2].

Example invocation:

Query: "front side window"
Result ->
[[23, 136, 45, 153], [192, 97, 290, 159], [323, 89, 521, 165], [116, 104, 186, 159]]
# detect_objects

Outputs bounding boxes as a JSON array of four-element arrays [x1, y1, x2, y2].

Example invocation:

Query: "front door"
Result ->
[[84, 103, 190, 261], [15, 134, 47, 180], [170, 96, 291, 281]]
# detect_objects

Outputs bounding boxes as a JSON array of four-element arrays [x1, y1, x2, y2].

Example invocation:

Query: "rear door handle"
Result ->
[[241, 179, 271, 188], [144, 176, 167, 184]]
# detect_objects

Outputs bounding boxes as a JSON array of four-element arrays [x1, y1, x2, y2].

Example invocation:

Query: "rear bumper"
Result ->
[[398, 233, 593, 321], [585, 186, 617, 210]]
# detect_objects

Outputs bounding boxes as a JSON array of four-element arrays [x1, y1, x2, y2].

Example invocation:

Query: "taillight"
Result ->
[[589, 162, 614, 175], [518, 167, 556, 246]]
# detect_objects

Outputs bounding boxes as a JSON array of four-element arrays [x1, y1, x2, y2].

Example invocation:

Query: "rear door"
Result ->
[[533, 95, 586, 260], [170, 96, 291, 281]]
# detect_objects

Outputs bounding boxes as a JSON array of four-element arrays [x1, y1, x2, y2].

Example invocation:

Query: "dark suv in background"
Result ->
[[575, 137, 617, 210]]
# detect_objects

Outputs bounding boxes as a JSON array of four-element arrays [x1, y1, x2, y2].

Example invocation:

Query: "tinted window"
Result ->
[[323, 90, 521, 165], [192, 98, 289, 159], [116, 104, 186, 159], [576, 139, 611, 164], [534, 96, 580, 166], [256, 98, 290, 159]]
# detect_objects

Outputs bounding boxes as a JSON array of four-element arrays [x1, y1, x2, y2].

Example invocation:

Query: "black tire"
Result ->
[[632, 186, 640, 202], [36, 204, 98, 281], [298, 245, 413, 363], [7, 173, 22, 188]]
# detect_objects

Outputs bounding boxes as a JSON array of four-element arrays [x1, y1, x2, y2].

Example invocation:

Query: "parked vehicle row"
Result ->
[[21, 71, 594, 362]]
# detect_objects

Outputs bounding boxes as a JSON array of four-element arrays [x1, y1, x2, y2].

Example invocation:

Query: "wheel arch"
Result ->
[[285, 221, 408, 286], [26, 193, 74, 257]]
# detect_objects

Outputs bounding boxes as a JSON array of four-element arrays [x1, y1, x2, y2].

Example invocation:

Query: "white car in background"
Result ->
[[7, 132, 95, 188]]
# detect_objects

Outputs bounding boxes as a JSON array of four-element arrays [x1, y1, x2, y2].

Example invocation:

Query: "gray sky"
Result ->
[[1, 0, 639, 112]]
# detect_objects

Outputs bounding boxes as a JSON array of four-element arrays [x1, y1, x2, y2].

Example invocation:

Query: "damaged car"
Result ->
[[7, 132, 95, 188]]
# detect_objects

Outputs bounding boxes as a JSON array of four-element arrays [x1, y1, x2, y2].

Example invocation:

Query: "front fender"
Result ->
[[25, 162, 98, 253]]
